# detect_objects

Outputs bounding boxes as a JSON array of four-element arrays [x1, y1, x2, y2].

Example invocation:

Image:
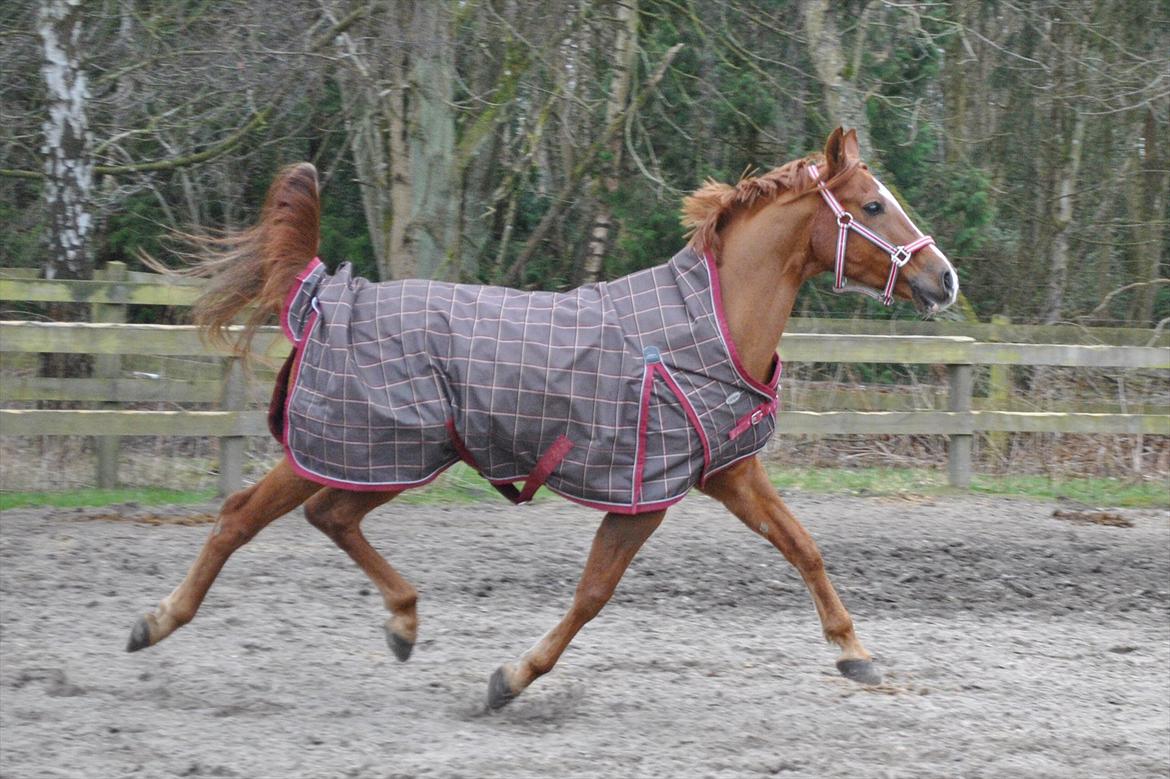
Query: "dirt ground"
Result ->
[[1, 488, 1167, 779]]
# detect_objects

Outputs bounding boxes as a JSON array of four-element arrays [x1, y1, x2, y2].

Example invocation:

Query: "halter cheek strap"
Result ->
[[807, 163, 935, 306]]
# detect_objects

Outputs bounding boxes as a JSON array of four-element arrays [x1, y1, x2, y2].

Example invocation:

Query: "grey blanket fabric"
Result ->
[[275, 246, 779, 513]]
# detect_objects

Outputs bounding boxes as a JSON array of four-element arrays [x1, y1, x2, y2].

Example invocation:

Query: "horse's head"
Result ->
[[808, 128, 958, 315]]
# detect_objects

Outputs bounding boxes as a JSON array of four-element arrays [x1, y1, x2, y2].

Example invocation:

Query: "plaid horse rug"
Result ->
[[270, 246, 780, 514]]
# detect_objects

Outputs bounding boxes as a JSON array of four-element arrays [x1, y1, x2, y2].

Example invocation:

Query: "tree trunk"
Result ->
[[336, 2, 459, 281], [800, 0, 872, 150], [37, 0, 94, 381], [942, 0, 977, 164], [582, 0, 638, 284], [1043, 109, 1084, 323], [37, 0, 94, 281], [405, 2, 460, 280], [340, 78, 394, 279], [1128, 106, 1169, 324], [1042, 12, 1086, 324]]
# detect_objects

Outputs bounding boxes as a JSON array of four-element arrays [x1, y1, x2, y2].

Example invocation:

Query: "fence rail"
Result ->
[[1, 263, 1167, 494]]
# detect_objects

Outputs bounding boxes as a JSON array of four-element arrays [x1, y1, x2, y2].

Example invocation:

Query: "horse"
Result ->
[[127, 128, 958, 710]]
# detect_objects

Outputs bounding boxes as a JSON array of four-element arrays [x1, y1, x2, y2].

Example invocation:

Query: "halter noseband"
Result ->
[[807, 162, 935, 306]]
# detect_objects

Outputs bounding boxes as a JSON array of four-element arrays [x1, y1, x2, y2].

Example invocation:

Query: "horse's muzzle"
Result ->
[[911, 265, 959, 317]]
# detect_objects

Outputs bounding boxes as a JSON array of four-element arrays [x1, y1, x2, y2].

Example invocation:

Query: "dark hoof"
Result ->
[[126, 617, 153, 653], [836, 658, 882, 685], [384, 625, 414, 662], [486, 667, 518, 711]]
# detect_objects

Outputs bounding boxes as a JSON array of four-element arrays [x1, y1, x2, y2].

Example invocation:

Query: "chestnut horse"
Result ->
[[127, 128, 957, 709]]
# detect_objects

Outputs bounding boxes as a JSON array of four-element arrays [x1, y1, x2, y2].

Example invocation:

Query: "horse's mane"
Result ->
[[681, 152, 859, 255]]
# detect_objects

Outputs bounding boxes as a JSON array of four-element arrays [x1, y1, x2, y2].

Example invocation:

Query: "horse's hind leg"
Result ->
[[301, 488, 417, 660], [701, 456, 881, 684], [126, 458, 321, 652], [487, 510, 665, 710]]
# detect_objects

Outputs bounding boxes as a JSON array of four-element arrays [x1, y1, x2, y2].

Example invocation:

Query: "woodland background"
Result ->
[[2, 0, 1168, 326]]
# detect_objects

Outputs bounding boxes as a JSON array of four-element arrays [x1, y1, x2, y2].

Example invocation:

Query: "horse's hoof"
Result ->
[[836, 658, 882, 685], [486, 666, 518, 711], [384, 624, 414, 662], [126, 616, 153, 653]]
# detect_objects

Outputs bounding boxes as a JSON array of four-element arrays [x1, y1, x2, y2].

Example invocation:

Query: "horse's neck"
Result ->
[[716, 207, 814, 384]]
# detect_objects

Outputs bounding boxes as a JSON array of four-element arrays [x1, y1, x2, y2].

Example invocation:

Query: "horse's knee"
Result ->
[[303, 498, 347, 538], [795, 545, 824, 576], [208, 514, 258, 551], [573, 582, 612, 621], [760, 519, 825, 575], [219, 482, 259, 516], [206, 484, 265, 548]]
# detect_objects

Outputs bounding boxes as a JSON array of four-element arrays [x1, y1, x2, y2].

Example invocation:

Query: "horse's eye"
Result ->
[[863, 201, 884, 216]]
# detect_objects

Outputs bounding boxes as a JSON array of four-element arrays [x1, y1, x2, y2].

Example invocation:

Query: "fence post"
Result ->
[[986, 314, 1012, 461], [93, 262, 127, 488], [947, 362, 974, 488], [218, 357, 246, 496]]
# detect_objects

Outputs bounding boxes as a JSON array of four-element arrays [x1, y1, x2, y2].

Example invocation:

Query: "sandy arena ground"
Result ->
[[1, 489, 1167, 778]]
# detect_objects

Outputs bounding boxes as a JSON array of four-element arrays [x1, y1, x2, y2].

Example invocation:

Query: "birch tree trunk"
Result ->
[[37, 0, 94, 281], [582, 0, 638, 284]]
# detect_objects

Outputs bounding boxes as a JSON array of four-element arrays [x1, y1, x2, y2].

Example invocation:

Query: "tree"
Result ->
[[37, 0, 94, 281], [1, 0, 1166, 327]]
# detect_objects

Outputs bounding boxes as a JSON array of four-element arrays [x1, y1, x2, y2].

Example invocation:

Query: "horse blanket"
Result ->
[[272, 246, 780, 514]]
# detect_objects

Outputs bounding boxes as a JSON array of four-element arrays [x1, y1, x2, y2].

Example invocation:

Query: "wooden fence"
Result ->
[[2, 263, 1167, 493]]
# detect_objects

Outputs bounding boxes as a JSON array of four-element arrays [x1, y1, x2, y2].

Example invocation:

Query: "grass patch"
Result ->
[[768, 466, 946, 495], [767, 465, 1168, 508], [392, 463, 504, 506], [967, 473, 1168, 508], [0, 487, 215, 512], [2, 465, 1163, 511]]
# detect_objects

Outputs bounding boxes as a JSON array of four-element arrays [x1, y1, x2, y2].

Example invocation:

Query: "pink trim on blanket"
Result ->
[[630, 361, 656, 511], [652, 361, 712, 480], [545, 484, 686, 515], [280, 257, 324, 344]]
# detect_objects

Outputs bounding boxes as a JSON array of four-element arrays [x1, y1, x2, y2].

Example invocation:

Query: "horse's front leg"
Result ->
[[701, 457, 881, 684], [487, 510, 665, 710]]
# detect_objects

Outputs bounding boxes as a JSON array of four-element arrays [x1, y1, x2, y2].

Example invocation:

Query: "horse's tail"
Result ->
[[150, 162, 320, 355]]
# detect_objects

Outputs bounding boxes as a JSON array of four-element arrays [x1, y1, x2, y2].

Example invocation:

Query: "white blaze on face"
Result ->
[[874, 178, 959, 306]]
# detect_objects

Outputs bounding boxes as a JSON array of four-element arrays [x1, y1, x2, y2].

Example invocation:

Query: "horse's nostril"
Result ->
[[942, 270, 955, 294]]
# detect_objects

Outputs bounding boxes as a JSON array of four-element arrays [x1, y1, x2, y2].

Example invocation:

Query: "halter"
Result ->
[[807, 163, 936, 306]]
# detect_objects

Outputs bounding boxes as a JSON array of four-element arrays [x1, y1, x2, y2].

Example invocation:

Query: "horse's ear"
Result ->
[[823, 127, 846, 174], [841, 129, 860, 163], [824, 127, 861, 176]]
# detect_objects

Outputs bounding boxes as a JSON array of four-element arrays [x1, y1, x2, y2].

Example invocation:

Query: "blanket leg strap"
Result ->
[[494, 435, 574, 505], [446, 420, 573, 505]]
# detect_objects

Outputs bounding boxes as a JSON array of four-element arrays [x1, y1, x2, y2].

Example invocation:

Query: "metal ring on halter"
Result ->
[[891, 247, 913, 267], [837, 212, 853, 227]]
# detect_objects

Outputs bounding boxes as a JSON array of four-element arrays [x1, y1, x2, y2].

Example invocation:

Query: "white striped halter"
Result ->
[[807, 163, 936, 306]]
